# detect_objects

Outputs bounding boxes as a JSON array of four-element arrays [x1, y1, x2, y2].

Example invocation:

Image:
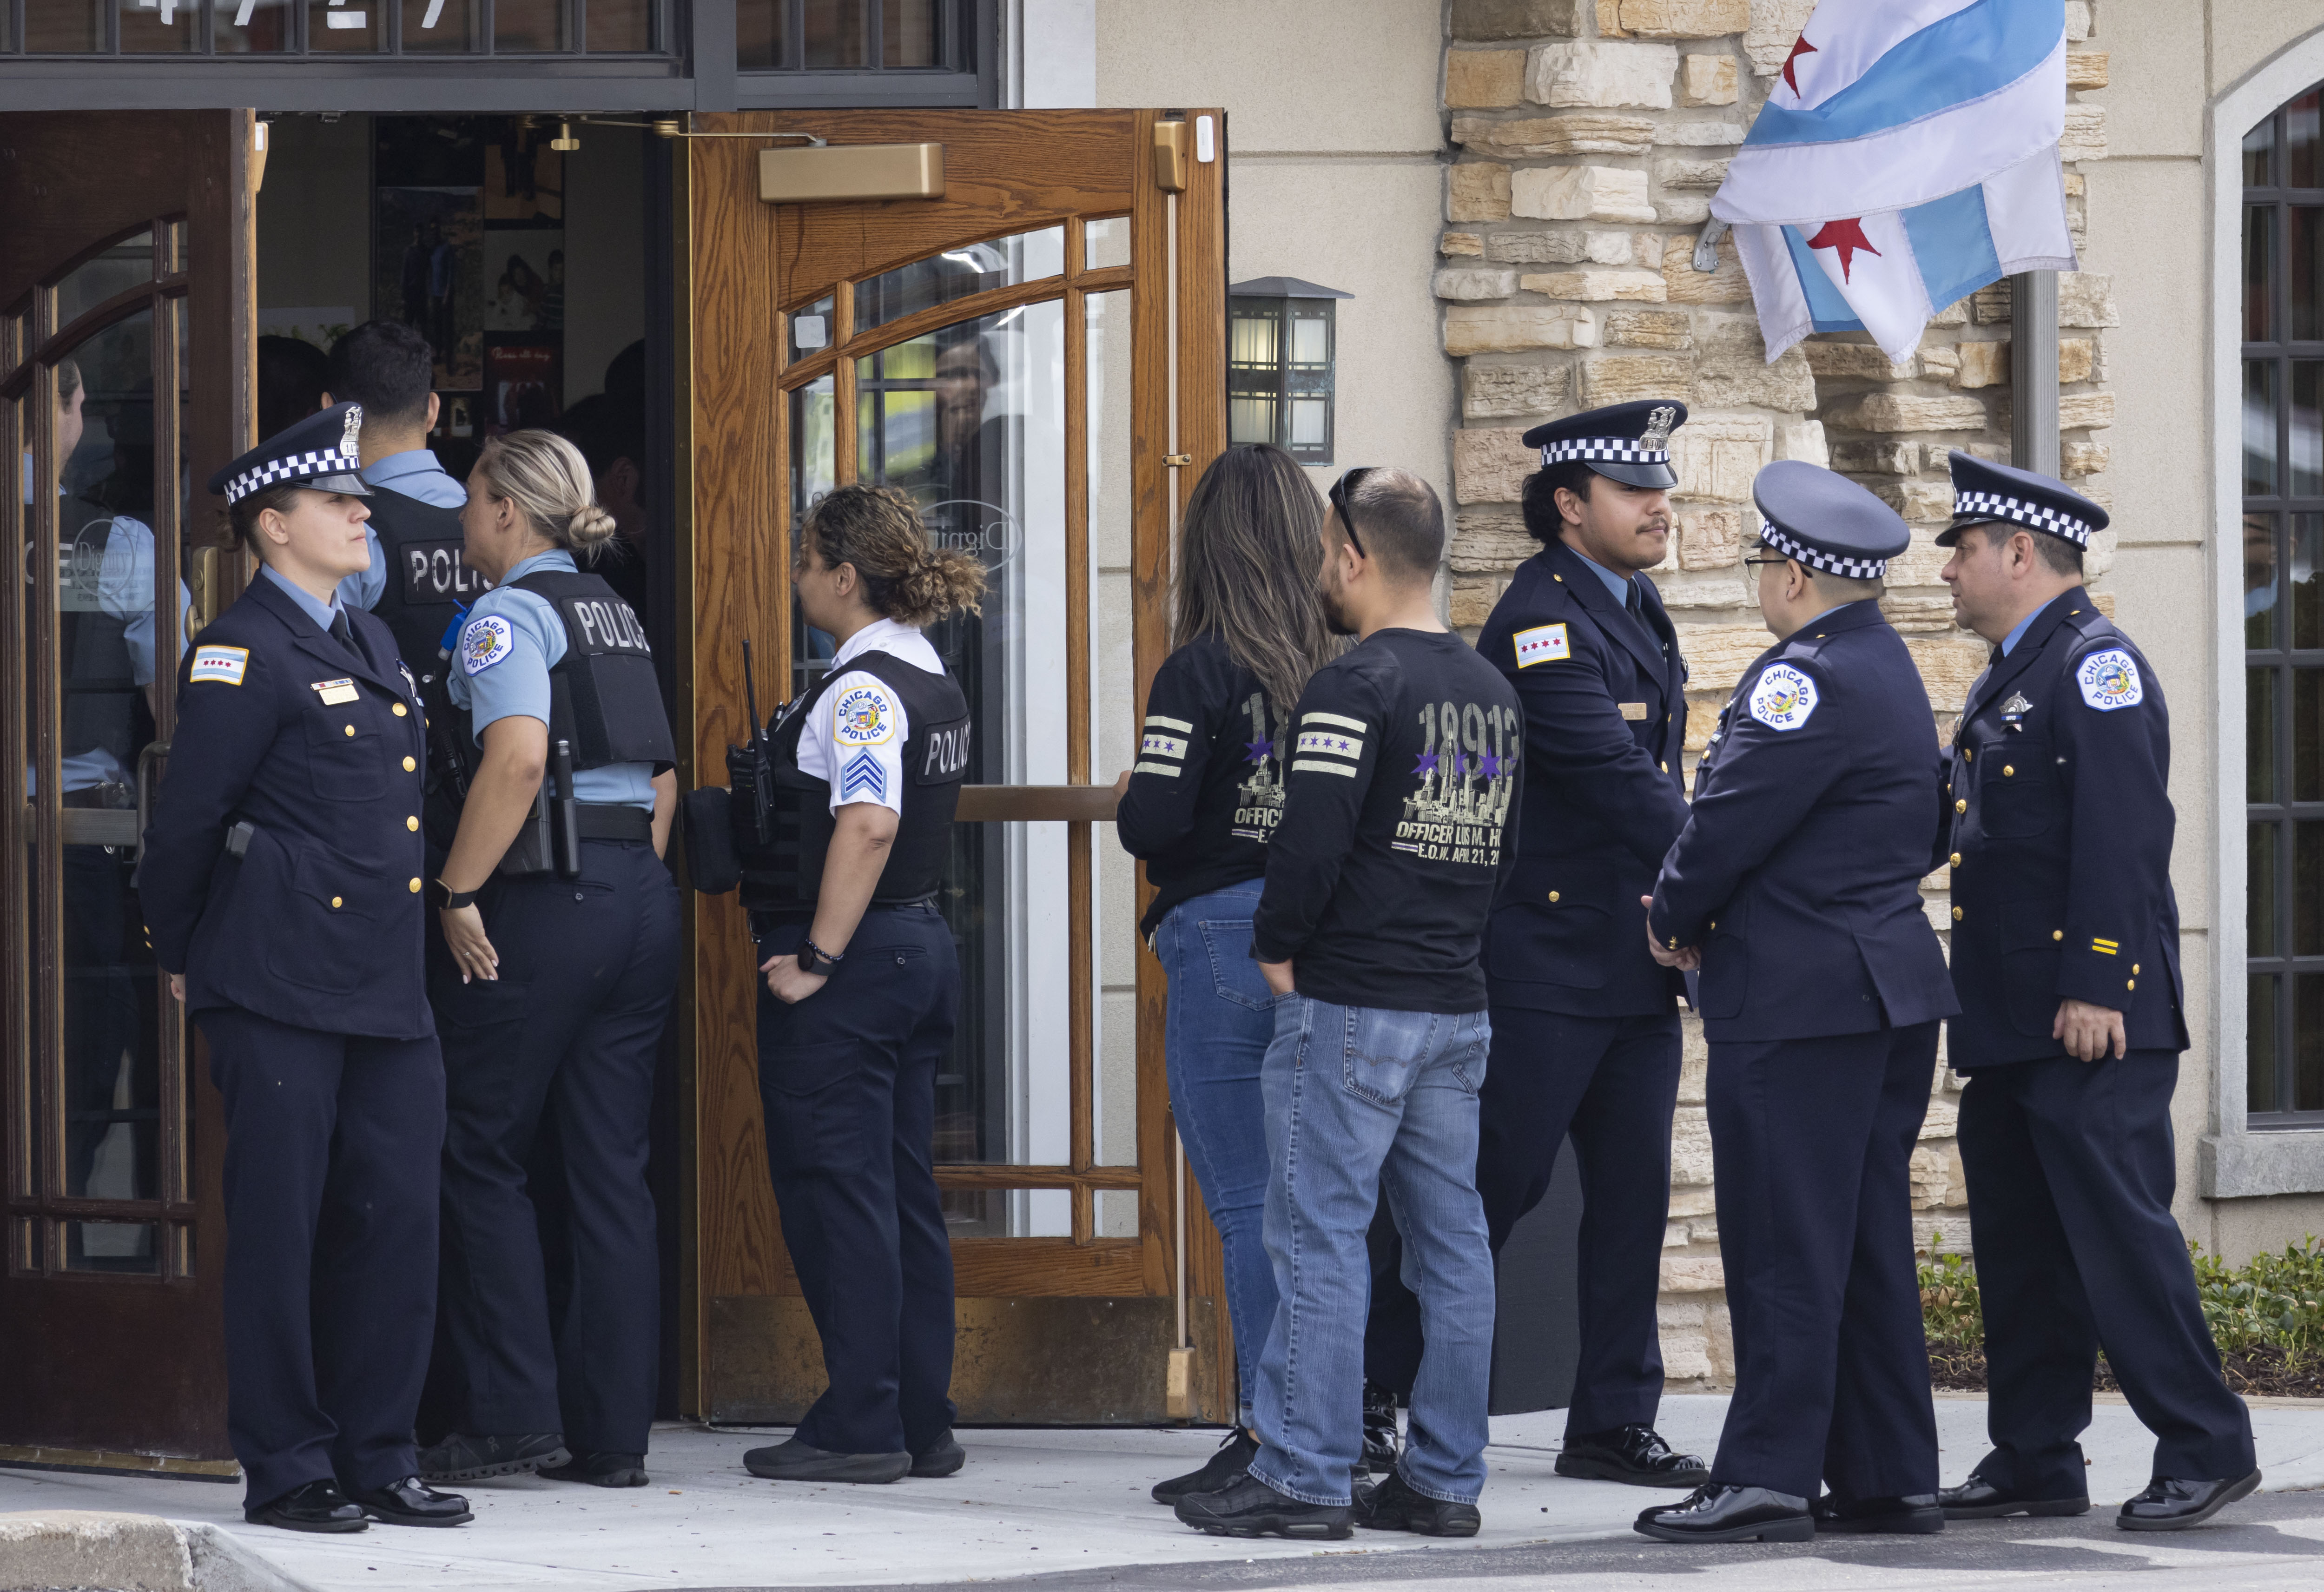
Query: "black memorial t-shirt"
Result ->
[[1252, 628, 1523, 1014], [1115, 634, 1287, 938]]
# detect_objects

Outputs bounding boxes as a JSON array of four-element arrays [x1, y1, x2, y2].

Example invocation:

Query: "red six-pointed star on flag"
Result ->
[[1783, 33, 1818, 98], [1806, 218, 1881, 284]]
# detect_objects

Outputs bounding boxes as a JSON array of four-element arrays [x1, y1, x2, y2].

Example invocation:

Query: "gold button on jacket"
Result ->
[[392, 702, 409, 717], [1949, 852, 1961, 867], [1952, 906, 1963, 921], [408, 878, 423, 893], [1955, 798, 1967, 813], [406, 816, 420, 832], [403, 756, 417, 772]]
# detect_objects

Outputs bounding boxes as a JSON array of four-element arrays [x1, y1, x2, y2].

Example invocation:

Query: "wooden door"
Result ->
[[0, 110, 258, 1475], [680, 110, 1236, 1424]]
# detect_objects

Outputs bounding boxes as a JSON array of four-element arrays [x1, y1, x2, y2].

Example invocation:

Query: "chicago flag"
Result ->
[[1710, 0, 2076, 363]]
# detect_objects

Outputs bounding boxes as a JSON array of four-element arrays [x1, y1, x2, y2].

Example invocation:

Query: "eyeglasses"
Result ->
[[1742, 553, 1790, 570], [1327, 467, 1371, 559]]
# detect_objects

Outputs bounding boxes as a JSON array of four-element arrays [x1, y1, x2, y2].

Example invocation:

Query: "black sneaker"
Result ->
[[742, 1436, 911, 1484], [1355, 1471, 1480, 1538], [1152, 1427, 1258, 1505], [910, 1431, 966, 1478], [1174, 1472, 1352, 1539], [1361, 1382, 1401, 1477], [538, 1451, 649, 1488], [417, 1432, 570, 1483]]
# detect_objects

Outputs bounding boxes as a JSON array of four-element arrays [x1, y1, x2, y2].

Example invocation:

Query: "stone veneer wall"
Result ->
[[1437, 0, 2118, 1389]]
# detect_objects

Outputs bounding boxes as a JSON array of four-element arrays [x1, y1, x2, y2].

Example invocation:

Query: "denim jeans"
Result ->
[[1250, 995, 1494, 1507], [1153, 879, 1278, 1427]]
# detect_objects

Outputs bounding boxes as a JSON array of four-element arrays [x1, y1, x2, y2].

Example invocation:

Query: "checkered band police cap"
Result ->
[[1522, 398, 1688, 491], [1540, 436, 1670, 468], [1940, 449, 2108, 549], [1750, 459, 1911, 579], [206, 401, 372, 506]]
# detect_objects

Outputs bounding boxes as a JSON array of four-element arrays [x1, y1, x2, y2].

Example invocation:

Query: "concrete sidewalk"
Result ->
[[3, 1395, 2321, 1592]]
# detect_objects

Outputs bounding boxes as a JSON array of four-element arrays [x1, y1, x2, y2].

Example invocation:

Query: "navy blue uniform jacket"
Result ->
[[1934, 589, 2188, 1067], [138, 575, 435, 1041], [1475, 540, 1690, 1017], [1651, 600, 1956, 1044]]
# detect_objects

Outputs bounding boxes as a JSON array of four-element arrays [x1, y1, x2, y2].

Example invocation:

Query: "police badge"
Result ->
[[1641, 405, 1677, 455], [340, 403, 364, 462]]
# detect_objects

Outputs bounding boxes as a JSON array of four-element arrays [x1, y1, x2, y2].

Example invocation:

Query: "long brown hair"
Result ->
[[800, 482, 985, 625], [1174, 444, 1334, 718]]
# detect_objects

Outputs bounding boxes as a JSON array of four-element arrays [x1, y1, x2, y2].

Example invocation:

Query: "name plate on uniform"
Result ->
[[310, 677, 360, 705], [1619, 701, 1649, 720], [401, 540, 490, 606]]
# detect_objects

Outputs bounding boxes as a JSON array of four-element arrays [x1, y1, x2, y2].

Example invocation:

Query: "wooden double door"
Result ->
[[680, 110, 1235, 1425]]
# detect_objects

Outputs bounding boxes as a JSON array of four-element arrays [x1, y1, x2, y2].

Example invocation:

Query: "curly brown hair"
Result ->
[[799, 483, 984, 626]]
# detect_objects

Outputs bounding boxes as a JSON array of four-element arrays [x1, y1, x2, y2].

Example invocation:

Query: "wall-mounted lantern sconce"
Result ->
[[1228, 277, 1353, 466]]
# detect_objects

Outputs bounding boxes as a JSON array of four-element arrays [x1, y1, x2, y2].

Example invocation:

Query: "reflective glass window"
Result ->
[[854, 228, 1064, 337], [53, 233, 153, 332]]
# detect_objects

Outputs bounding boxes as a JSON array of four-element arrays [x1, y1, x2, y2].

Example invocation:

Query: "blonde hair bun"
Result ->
[[475, 429, 616, 565], [568, 504, 619, 552]]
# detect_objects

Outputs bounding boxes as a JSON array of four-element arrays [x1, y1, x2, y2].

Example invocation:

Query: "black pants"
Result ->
[[755, 901, 958, 1456], [1958, 1050, 2256, 1496], [197, 1004, 445, 1509], [431, 838, 680, 1453], [1704, 1022, 1941, 1501], [1365, 1008, 1680, 1435]]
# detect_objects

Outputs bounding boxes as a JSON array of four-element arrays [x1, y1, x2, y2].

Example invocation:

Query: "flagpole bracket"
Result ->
[[1691, 218, 1730, 274]]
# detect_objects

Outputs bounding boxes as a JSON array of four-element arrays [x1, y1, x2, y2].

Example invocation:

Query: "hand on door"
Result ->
[[168, 972, 185, 1003]]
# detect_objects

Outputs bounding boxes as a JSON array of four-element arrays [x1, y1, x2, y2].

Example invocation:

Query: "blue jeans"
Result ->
[[1252, 995, 1494, 1507], [1154, 880, 1278, 1427]]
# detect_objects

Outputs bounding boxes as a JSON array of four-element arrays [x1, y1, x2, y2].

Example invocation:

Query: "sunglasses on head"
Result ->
[[1327, 468, 1372, 559]]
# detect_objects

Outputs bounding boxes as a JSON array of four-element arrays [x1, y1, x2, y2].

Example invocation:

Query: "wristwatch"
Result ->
[[797, 936, 846, 977], [428, 878, 479, 912]]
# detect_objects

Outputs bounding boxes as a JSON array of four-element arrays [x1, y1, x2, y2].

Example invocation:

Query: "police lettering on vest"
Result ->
[[505, 569, 675, 774], [364, 487, 478, 683]]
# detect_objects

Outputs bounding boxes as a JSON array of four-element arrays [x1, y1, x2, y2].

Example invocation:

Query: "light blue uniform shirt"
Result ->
[[446, 549, 656, 811], [343, 449, 469, 613], [1570, 544, 1636, 605], [260, 562, 345, 633], [57, 514, 194, 793], [2000, 596, 2057, 658]]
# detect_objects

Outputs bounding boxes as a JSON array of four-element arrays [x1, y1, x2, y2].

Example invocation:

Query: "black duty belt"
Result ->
[[575, 803, 656, 842], [747, 892, 938, 940]]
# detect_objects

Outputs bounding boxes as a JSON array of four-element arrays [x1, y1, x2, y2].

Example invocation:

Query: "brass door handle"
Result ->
[[133, 740, 170, 859]]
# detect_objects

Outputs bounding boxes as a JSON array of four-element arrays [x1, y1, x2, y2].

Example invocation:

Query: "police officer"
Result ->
[[739, 483, 983, 1485], [1636, 463, 1957, 1545], [416, 429, 679, 1491], [137, 403, 469, 1533], [1365, 399, 1703, 1488], [1931, 453, 2259, 1531]]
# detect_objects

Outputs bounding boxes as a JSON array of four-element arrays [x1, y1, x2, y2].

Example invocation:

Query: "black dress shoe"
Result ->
[[2117, 1470, 2262, 1531], [418, 1431, 570, 1483], [1361, 1381, 1401, 1477], [1152, 1428, 1258, 1505], [244, 1479, 370, 1533], [1558, 1425, 1710, 1488], [1814, 1493, 1943, 1534], [1636, 1483, 1813, 1543], [539, 1451, 649, 1488], [910, 1431, 966, 1478], [743, 1436, 911, 1484], [347, 1476, 474, 1526], [1174, 1472, 1353, 1539], [1355, 1471, 1481, 1538], [1937, 1472, 2091, 1519]]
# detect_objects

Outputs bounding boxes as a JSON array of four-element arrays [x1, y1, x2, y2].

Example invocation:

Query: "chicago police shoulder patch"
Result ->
[[1748, 662, 1818, 732], [2075, 647, 2143, 712], [833, 684, 897, 746], [461, 614, 515, 675]]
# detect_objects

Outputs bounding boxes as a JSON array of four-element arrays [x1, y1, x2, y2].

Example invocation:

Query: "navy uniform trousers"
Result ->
[[1707, 1022, 1941, 1502], [1958, 1050, 2256, 1496], [1367, 1008, 1681, 1433], [430, 837, 680, 1453], [198, 1006, 444, 1508], [755, 900, 959, 1456]]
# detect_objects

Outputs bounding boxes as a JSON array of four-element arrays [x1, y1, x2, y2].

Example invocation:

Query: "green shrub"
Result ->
[[1918, 1233, 1982, 1351]]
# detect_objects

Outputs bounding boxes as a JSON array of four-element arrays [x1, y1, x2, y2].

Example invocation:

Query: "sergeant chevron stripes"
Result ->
[[840, 747, 888, 801], [1292, 711, 1367, 777]]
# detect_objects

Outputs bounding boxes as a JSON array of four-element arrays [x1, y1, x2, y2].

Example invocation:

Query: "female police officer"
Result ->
[[414, 429, 679, 1492], [139, 403, 471, 1533], [739, 483, 983, 1485]]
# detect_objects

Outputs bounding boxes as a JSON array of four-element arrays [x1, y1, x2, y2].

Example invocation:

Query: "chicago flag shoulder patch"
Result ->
[[2076, 648, 2143, 712], [1748, 663, 1818, 732], [1513, 623, 1570, 668]]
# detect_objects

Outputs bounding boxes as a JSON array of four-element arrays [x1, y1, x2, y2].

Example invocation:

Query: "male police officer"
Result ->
[[1932, 453, 2259, 1531], [1637, 463, 1957, 1545], [1363, 400, 1703, 1488]]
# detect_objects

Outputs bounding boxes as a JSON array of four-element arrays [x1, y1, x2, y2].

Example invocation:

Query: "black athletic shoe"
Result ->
[[1937, 1472, 2091, 1520], [538, 1451, 649, 1488], [2116, 1471, 2261, 1532], [1635, 1483, 1813, 1543], [742, 1437, 911, 1484], [1361, 1381, 1400, 1477], [1355, 1471, 1481, 1538], [417, 1432, 570, 1484], [1151, 1427, 1258, 1505], [244, 1479, 369, 1533], [1814, 1492, 1944, 1534], [346, 1476, 474, 1526], [1174, 1472, 1353, 1539], [910, 1431, 966, 1478], [1557, 1425, 1710, 1488]]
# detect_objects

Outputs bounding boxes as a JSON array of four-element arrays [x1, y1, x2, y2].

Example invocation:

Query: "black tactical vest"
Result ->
[[740, 650, 971, 917], [364, 484, 484, 686], [505, 567, 677, 773], [59, 500, 137, 774]]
